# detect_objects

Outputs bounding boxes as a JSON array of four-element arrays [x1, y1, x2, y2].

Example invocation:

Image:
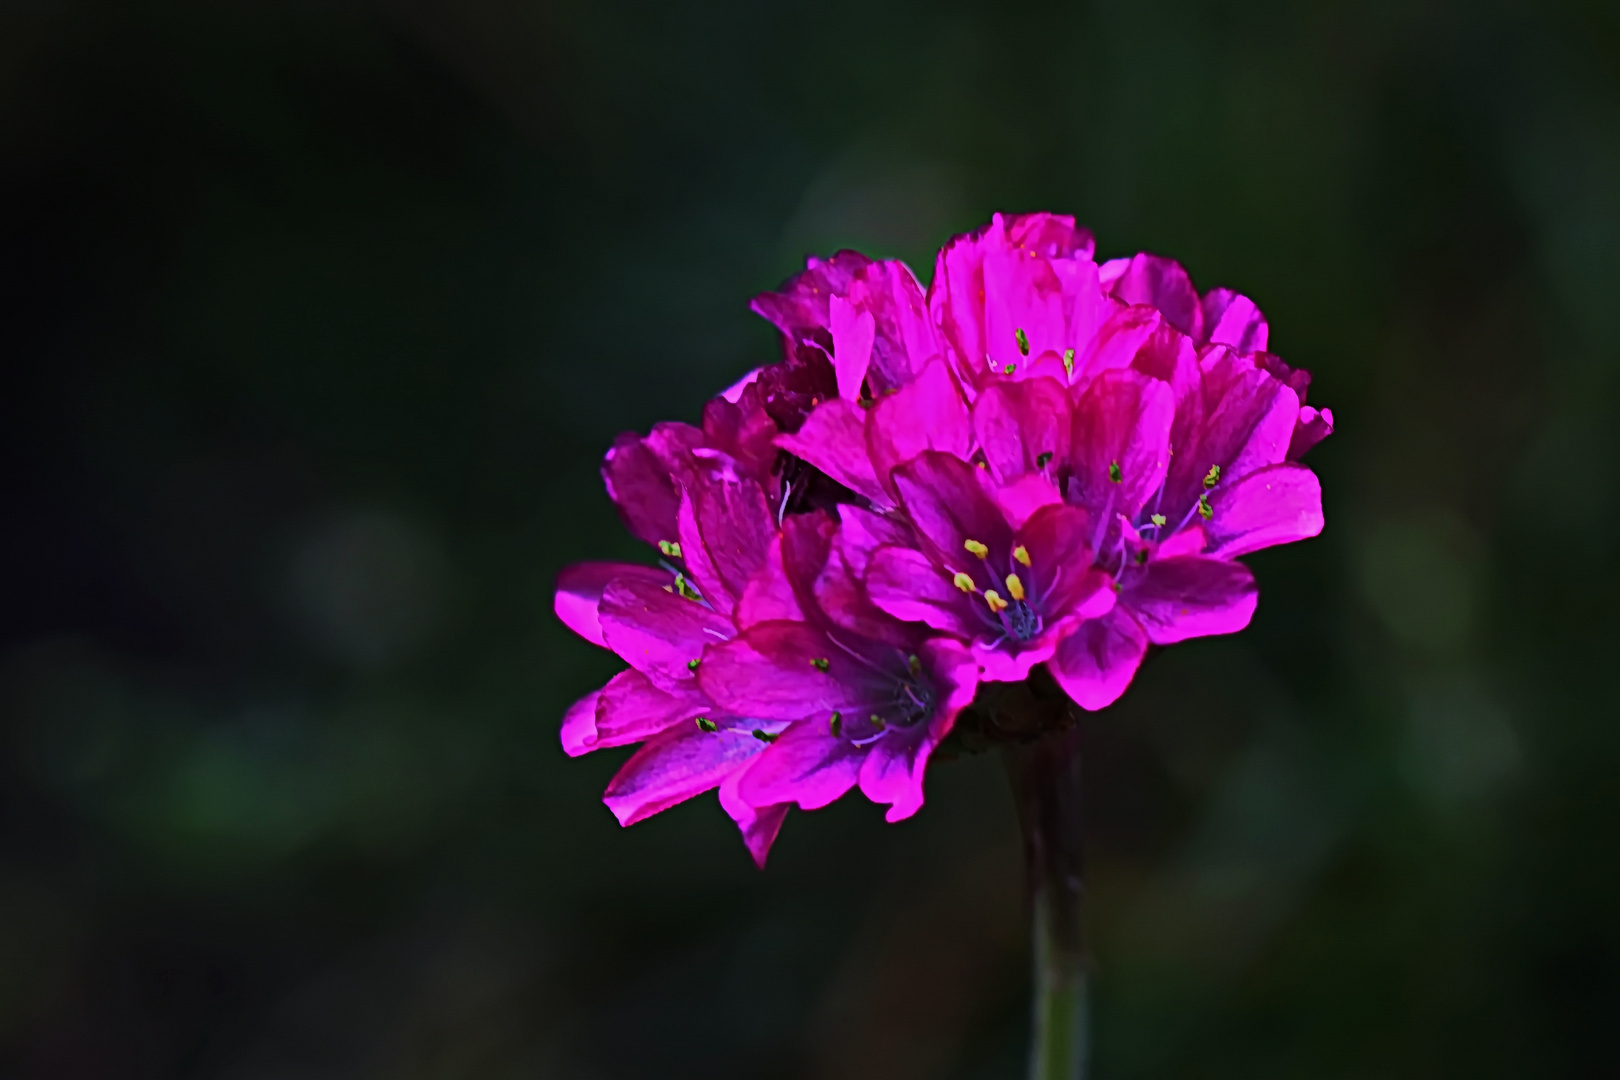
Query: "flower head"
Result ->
[[556, 212, 1330, 862]]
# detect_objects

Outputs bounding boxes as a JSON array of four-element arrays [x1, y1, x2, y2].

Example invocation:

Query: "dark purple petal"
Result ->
[[865, 545, 980, 638], [1049, 609, 1149, 711], [1125, 556, 1257, 644], [1016, 504, 1110, 618], [1068, 369, 1175, 520], [776, 399, 888, 506], [737, 719, 863, 812], [603, 722, 770, 827], [890, 451, 1015, 572], [599, 577, 734, 692], [1205, 463, 1324, 558], [602, 426, 694, 548], [555, 562, 670, 648], [749, 250, 872, 356]]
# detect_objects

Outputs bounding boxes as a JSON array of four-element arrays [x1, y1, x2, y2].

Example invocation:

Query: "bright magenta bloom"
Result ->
[[556, 212, 1329, 862]]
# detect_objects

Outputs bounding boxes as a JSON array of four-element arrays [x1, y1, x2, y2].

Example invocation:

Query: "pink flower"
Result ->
[[557, 211, 1331, 861], [555, 472, 793, 866], [697, 513, 979, 823], [750, 250, 942, 402]]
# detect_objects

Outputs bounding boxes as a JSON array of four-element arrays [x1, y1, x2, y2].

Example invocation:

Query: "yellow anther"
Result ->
[[1063, 348, 1075, 377], [952, 572, 977, 593], [658, 539, 683, 558], [908, 654, 922, 674], [984, 589, 1009, 613], [963, 539, 989, 558], [870, 714, 886, 729], [1005, 573, 1026, 602], [1012, 544, 1031, 567]]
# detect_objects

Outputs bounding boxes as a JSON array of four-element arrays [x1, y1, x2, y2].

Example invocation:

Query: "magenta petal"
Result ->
[[812, 540, 910, 646], [560, 689, 601, 757], [776, 398, 889, 506], [681, 477, 776, 618], [603, 721, 768, 827], [890, 451, 1014, 567], [1049, 609, 1149, 711], [975, 637, 1060, 683], [1201, 288, 1269, 353], [599, 577, 734, 692], [698, 622, 850, 720], [1104, 253, 1204, 339], [554, 562, 669, 647], [1206, 463, 1324, 558], [601, 432, 680, 548], [750, 250, 872, 350], [854, 260, 940, 393], [837, 504, 915, 577], [829, 295, 876, 401], [857, 738, 936, 823], [1076, 303, 1163, 382], [1015, 503, 1104, 616], [735, 536, 805, 627], [720, 366, 762, 403], [718, 770, 790, 868], [866, 360, 971, 494], [1127, 556, 1257, 644], [1068, 369, 1175, 519], [594, 668, 709, 748], [865, 546, 980, 637], [992, 473, 1064, 530], [737, 719, 862, 812], [859, 635, 976, 821], [1289, 405, 1334, 461], [973, 377, 1073, 483]]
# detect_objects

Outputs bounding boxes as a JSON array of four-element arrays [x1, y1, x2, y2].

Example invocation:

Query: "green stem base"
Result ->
[[1007, 725, 1088, 1080]]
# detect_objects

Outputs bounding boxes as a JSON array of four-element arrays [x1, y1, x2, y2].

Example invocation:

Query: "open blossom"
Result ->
[[698, 513, 979, 823], [555, 211, 1330, 863]]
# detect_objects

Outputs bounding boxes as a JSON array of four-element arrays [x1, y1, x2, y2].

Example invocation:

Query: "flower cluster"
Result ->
[[555, 213, 1330, 865]]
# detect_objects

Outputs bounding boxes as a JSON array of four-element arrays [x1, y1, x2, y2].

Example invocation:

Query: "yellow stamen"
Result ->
[[963, 539, 989, 558], [984, 589, 1009, 613], [1012, 544, 1031, 567], [952, 572, 977, 594], [1005, 573, 1026, 602]]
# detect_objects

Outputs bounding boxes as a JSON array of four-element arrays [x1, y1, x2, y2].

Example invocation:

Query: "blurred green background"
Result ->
[[2, 1, 1617, 1076]]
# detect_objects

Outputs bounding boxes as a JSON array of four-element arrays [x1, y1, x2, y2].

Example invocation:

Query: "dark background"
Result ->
[[2, 1, 1617, 1076]]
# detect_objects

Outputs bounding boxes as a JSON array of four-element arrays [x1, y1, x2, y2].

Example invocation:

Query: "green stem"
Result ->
[[1007, 725, 1089, 1080]]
